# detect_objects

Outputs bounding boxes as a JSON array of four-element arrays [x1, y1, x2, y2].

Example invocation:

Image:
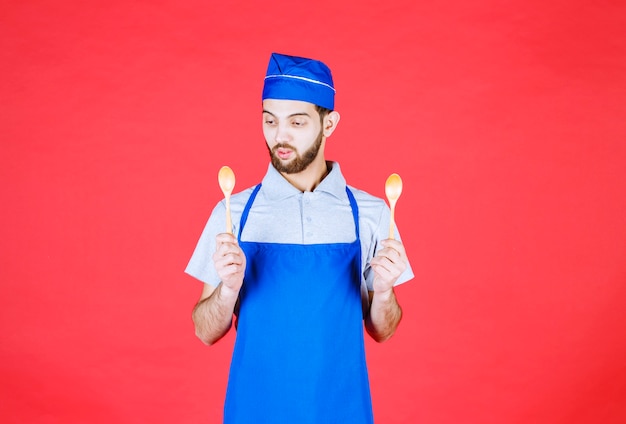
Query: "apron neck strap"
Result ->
[[238, 184, 262, 241], [237, 184, 360, 242]]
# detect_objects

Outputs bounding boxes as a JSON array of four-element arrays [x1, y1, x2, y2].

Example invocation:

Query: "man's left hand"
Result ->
[[370, 239, 408, 294]]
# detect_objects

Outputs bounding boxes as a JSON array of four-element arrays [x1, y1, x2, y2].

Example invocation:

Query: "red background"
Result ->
[[2, 1, 625, 423]]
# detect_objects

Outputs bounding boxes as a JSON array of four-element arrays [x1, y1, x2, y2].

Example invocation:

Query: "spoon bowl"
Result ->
[[218, 166, 236, 234], [385, 173, 403, 239]]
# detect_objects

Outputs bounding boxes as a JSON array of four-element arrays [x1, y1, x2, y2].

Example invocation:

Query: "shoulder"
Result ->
[[230, 185, 259, 204], [212, 185, 259, 216], [347, 185, 389, 227], [347, 185, 387, 210]]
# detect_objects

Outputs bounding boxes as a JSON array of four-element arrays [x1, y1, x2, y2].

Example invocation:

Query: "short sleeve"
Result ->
[[185, 201, 227, 286]]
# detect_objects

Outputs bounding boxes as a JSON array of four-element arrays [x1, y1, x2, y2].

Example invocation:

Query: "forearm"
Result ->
[[192, 283, 239, 345], [365, 288, 402, 343]]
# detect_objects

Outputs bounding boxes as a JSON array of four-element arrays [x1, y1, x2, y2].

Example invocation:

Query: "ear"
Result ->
[[322, 111, 341, 137]]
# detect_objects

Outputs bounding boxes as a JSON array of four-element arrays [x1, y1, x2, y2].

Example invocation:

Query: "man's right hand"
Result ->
[[212, 233, 246, 295]]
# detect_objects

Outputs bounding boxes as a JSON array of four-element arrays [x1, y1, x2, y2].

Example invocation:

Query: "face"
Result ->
[[262, 99, 325, 174]]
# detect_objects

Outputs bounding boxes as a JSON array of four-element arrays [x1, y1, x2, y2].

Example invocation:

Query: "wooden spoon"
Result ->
[[218, 166, 236, 234], [385, 173, 403, 239]]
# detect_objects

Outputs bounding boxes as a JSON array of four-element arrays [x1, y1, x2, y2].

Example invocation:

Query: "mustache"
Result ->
[[272, 143, 296, 152]]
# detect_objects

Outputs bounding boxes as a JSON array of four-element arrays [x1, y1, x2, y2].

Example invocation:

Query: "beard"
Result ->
[[268, 129, 323, 174]]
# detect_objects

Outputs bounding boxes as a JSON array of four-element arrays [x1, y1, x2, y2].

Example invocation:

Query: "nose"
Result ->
[[274, 122, 290, 144]]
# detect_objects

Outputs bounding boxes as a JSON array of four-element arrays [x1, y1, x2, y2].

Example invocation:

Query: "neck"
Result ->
[[280, 158, 329, 192]]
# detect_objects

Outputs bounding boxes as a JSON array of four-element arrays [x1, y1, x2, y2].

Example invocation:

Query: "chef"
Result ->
[[187, 52, 414, 423]]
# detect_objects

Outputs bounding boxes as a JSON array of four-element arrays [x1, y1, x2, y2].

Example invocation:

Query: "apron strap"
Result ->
[[238, 184, 360, 242], [345, 187, 359, 239], [238, 184, 262, 242]]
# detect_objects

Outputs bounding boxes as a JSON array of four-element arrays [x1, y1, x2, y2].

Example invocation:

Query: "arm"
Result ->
[[364, 239, 408, 343], [192, 233, 246, 345]]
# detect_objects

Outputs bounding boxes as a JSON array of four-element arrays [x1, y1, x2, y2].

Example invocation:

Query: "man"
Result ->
[[187, 52, 414, 424]]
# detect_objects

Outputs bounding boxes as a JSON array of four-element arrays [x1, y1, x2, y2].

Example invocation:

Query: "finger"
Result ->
[[219, 263, 245, 277], [218, 245, 242, 259], [381, 239, 407, 257], [372, 255, 406, 277], [215, 233, 239, 251], [214, 252, 244, 268], [373, 249, 403, 269], [378, 247, 408, 268], [377, 247, 402, 263], [215, 239, 243, 257], [370, 256, 394, 274], [371, 264, 395, 288], [216, 232, 238, 242]]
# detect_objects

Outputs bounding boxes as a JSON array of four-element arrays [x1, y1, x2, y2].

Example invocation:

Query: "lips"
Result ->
[[276, 147, 293, 160]]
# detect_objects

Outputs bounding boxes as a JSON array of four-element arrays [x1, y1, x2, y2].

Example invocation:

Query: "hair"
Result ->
[[315, 105, 332, 124]]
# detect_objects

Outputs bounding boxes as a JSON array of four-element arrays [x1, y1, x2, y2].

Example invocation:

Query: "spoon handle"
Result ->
[[388, 203, 396, 240], [225, 196, 232, 234]]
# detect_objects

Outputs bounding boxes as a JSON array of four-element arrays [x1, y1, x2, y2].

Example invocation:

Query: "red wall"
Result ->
[[2, 1, 625, 423]]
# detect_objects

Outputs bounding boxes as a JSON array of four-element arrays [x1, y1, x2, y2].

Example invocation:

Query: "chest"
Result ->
[[239, 192, 357, 244]]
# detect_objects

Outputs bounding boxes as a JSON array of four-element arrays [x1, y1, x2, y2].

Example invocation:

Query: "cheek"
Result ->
[[262, 127, 274, 144], [302, 124, 321, 141]]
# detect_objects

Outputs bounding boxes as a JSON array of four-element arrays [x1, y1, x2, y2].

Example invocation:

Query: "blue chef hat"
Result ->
[[262, 53, 335, 110]]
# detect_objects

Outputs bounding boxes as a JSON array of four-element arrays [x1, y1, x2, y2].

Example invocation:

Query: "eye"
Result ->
[[292, 120, 305, 127], [264, 118, 275, 126]]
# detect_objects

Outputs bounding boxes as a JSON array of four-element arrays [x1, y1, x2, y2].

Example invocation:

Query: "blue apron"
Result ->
[[224, 184, 373, 424]]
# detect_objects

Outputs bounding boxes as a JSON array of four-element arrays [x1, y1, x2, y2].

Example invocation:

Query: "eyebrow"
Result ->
[[262, 110, 311, 118]]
